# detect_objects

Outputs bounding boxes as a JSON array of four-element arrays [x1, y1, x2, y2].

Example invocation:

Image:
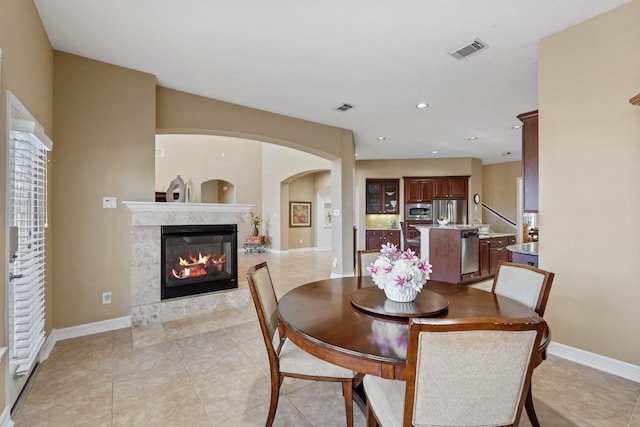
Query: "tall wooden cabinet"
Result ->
[[517, 110, 538, 213], [366, 179, 399, 214]]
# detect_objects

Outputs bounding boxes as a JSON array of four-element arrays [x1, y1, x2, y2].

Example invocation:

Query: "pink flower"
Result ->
[[367, 264, 378, 275], [419, 261, 432, 273], [394, 276, 407, 288]]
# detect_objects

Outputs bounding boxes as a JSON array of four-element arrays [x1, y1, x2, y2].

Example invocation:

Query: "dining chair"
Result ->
[[399, 221, 420, 253], [363, 316, 545, 427], [246, 262, 356, 427], [492, 261, 555, 317], [491, 261, 555, 427], [357, 249, 381, 277]]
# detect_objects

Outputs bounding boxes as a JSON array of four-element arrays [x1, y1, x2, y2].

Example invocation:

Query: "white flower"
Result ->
[[368, 243, 432, 295]]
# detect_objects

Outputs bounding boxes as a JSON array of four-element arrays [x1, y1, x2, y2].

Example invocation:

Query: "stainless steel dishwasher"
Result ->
[[460, 229, 480, 275]]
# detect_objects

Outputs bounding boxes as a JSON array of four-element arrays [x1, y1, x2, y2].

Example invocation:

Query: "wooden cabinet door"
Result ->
[[382, 180, 399, 213], [479, 239, 490, 277], [366, 230, 382, 250], [449, 177, 467, 199], [366, 180, 382, 213], [432, 178, 450, 199], [406, 179, 433, 203], [383, 230, 401, 247]]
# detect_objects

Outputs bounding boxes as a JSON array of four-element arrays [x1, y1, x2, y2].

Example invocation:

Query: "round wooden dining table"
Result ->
[[278, 276, 548, 381]]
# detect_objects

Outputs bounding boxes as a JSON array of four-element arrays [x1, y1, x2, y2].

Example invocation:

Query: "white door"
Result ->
[[5, 91, 52, 409]]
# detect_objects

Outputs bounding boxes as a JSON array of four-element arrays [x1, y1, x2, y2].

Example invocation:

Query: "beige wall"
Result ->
[[52, 52, 157, 327], [482, 161, 521, 228], [539, 0, 640, 365], [288, 175, 316, 249], [0, 0, 54, 410], [261, 144, 331, 250]]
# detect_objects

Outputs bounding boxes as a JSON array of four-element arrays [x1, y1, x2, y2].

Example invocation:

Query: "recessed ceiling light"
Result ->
[[333, 103, 353, 112], [511, 125, 522, 130], [467, 136, 478, 141], [431, 150, 439, 154], [377, 136, 386, 141], [416, 103, 429, 109], [498, 152, 512, 156]]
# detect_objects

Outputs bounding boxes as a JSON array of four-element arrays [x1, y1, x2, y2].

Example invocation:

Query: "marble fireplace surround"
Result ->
[[123, 201, 253, 326]]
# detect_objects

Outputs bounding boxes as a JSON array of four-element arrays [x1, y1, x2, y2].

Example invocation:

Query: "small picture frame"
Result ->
[[290, 201, 312, 227]]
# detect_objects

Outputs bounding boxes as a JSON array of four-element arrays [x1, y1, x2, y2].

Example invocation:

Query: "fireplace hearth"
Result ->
[[161, 224, 238, 300]]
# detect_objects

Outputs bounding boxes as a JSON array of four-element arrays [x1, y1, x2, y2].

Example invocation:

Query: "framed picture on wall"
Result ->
[[290, 201, 312, 227]]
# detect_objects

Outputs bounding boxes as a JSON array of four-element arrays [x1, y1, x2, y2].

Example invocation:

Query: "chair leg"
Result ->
[[342, 381, 354, 427], [525, 383, 541, 427], [266, 375, 281, 427], [366, 402, 378, 427]]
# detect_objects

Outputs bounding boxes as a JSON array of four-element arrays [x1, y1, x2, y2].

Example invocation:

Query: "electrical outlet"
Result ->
[[102, 292, 112, 304], [102, 197, 117, 209]]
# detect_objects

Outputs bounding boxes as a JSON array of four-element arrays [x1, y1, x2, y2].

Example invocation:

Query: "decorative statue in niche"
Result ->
[[166, 175, 185, 202]]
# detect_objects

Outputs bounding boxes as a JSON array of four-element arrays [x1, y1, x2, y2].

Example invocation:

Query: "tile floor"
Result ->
[[12, 250, 640, 426]]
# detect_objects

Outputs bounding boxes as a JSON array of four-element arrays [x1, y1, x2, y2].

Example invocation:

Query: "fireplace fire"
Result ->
[[161, 224, 238, 300]]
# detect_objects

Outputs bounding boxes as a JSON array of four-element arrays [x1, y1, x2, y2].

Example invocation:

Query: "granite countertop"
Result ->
[[507, 242, 538, 256], [479, 232, 516, 239], [366, 227, 400, 231]]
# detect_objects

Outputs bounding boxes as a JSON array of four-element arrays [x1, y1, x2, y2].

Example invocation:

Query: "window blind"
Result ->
[[8, 119, 52, 374]]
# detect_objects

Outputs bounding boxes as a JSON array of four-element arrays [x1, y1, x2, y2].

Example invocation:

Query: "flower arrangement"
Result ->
[[249, 211, 263, 228], [367, 243, 432, 302]]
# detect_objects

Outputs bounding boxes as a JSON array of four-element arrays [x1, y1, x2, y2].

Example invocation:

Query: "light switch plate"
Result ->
[[103, 197, 117, 209]]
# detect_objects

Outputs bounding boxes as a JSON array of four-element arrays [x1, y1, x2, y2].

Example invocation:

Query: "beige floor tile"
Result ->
[[113, 364, 194, 411], [112, 340, 182, 379], [15, 382, 112, 426], [130, 322, 168, 348], [113, 386, 211, 427]]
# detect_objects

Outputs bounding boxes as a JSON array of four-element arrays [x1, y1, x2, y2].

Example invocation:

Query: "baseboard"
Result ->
[[40, 316, 132, 361], [0, 406, 14, 427], [547, 341, 640, 383]]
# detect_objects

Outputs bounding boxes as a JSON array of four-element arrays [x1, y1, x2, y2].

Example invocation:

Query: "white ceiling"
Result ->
[[34, 0, 628, 164]]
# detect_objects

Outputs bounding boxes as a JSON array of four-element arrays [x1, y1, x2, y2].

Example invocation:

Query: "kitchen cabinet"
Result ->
[[365, 230, 400, 250], [404, 178, 433, 203], [479, 239, 490, 277], [478, 235, 516, 278], [432, 176, 468, 199], [488, 235, 517, 275], [517, 110, 538, 213], [366, 179, 399, 214]]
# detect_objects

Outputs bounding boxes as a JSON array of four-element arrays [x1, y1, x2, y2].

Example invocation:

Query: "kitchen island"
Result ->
[[507, 241, 539, 267], [413, 224, 515, 284]]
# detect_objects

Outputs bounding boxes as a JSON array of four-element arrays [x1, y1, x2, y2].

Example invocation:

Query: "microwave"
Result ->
[[406, 203, 432, 220]]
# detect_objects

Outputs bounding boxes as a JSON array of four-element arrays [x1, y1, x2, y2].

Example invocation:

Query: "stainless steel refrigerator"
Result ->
[[433, 199, 467, 225]]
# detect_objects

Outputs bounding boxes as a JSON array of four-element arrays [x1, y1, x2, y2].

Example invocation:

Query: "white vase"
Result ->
[[384, 286, 418, 302]]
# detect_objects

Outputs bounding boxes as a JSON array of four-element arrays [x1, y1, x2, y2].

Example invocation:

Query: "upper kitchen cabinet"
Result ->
[[517, 110, 538, 213], [404, 177, 434, 203], [366, 179, 400, 214], [432, 176, 468, 199]]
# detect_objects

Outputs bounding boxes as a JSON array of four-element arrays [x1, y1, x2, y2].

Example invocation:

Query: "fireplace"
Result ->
[[161, 224, 238, 300]]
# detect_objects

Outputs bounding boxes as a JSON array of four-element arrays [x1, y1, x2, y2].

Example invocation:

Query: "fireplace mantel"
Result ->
[[123, 201, 254, 213], [124, 201, 253, 326]]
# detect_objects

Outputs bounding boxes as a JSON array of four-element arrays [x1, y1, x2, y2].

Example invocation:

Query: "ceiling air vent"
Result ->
[[449, 38, 488, 60], [334, 103, 354, 112]]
